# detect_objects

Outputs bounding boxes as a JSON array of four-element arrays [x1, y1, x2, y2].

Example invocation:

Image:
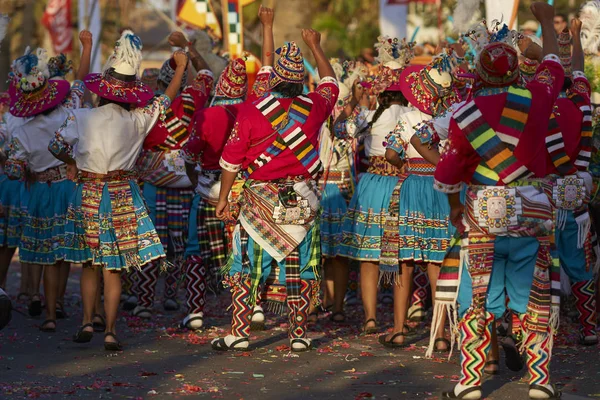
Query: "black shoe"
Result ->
[[0, 293, 12, 330], [500, 336, 524, 372], [28, 297, 42, 317]]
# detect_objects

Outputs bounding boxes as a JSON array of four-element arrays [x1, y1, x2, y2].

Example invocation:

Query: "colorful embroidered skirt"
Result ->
[[338, 172, 399, 261], [320, 170, 353, 258], [0, 176, 24, 248], [381, 172, 455, 271], [143, 183, 194, 258], [64, 176, 166, 271], [20, 179, 75, 265]]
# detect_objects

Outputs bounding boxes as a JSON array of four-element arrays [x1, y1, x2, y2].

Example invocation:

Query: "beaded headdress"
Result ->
[[370, 36, 415, 95], [215, 57, 248, 99], [269, 41, 305, 88]]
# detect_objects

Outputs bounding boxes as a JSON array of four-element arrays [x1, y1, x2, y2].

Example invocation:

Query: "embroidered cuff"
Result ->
[[181, 148, 199, 165], [71, 80, 85, 96], [542, 54, 561, 65], [145, 94, 171, 120], [4, 159, 26, 180], [573, 71, 586, 80], [319, 76, 339, 87], [48, 132, 74, 159], [384, 133, 406, 157], [219, 157, 242, 173], [258, 66, 273, 74], [433, 179, 464, 194]]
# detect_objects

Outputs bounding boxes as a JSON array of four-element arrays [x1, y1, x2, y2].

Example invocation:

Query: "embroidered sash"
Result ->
[[454, 86, 534, 186], [247, 95, 322, 179], [154, 93, 196, 151]]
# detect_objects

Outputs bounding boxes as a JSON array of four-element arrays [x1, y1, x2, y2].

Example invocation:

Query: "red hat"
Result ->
[[476, 42, 520, 87], [215, 57, 247, 99], [9, 48, 72, 118]]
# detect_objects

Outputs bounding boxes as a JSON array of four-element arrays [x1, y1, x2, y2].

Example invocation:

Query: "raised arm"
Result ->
[[164, 51, 188, 102], [76, 30, 93, 80], [571, 18, 584, 72], [169, 31, 210, 72], [258, 5, 275, 67], [333, 82, 364, 128], [531, 2, 559, 58], [302, 29, 334, 79]]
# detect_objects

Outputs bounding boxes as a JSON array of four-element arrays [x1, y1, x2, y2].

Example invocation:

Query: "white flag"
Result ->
[[78, 0, 102, 73], [380, 0, 408, 40]]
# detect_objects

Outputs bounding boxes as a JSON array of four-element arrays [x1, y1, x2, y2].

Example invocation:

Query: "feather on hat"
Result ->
[[580, 0, 600, 54]]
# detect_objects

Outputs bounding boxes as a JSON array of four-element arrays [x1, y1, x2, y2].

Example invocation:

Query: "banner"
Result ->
[[380, 0, 407, 39], [177, 0, 222, 38], [485, 0, 519, 30], [78, 0, 102, 73], [222, 0, 243, 57], [42, 0, 73, 54]]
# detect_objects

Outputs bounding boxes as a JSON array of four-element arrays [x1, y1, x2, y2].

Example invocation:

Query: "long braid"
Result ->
[[359, 91, 407, 136]]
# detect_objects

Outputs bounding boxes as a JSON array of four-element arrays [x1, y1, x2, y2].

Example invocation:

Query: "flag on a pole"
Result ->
[[177, 0, 222, 38], [222, 0, 243, 57], [42, 0, 73, 54], [78, 0, 101, 73], [380, 0, 408, 39]]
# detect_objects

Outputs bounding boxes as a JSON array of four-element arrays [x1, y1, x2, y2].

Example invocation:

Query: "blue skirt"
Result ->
[[20, 180, 75, 264], [64, 179, 165, 271], [184, 194, 201, 258], [396, 174, 454, 263], [338, 173, 399, 261], [0, 177, 24, 248], [320, 181, 352, 258]]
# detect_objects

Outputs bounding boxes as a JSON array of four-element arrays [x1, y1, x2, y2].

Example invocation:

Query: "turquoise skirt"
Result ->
[[0, 177, 24, 248], [396, 174, 454, 263], [320, 181, 352, 258], [20, 179, 75, 264], [338, 173, 399, 261], [64, 179, 165, 271]]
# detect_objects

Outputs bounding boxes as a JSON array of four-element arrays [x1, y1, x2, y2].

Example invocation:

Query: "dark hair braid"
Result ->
[[361, 90, 407, 134]]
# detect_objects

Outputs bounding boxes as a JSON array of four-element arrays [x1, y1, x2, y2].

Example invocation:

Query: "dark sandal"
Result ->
[[403, 323, 418, 336], [56, 304, 68, 319], [307, 310, 319, 323], [441, 386, 482, 399], [484, 360, 499, 375], [434, 338, 451, 353], [291, 338, 313, 352], [211, 337, 249, 351], [407, 307, 427, 322], [378, 332, 408, 348], [500, 336, 524, 372], [40, 319, 57, 333], [104, 332, 123, 351], [529, 384, 562, 399], [92, 314, 106, 333], [28, 298, 42, 317], [329, 311, 346, 323], [16, 292, 30, 302], [73, 323, 94, 343], [363, 318, 378, 335], [250, 309, 265, 331]]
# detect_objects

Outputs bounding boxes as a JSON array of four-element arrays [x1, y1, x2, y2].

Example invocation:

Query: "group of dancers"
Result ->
[[1, 1, 600, 398]]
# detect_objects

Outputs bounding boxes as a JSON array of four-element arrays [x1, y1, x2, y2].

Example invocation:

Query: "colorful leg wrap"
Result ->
[[288, 279, 311, 339], [411, 264, 430, 308], [458, 311, 494, 387], [572, 279, 597, 337], [185, 255, 206, 315], [164, 263, 180, 301], [136, 261, 159, 309], [524, 325, 552, 386], [230, 275, 252, 338]]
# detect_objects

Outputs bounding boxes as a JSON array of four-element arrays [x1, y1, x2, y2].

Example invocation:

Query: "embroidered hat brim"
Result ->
[[84, 72, 154, 105], [9, 79, 71, 118], [400, 65, 432, 115]]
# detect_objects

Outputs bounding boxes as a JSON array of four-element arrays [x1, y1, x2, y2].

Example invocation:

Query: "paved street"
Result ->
[[1, 259, 599, 400]]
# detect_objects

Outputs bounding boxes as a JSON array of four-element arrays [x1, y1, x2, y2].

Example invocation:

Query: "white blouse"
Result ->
[[352, 104, 412, 157], [52, 96, 170, 175]]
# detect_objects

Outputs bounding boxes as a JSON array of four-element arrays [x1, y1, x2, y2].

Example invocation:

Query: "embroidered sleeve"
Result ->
[[135, 94, 172, 135], [219, 157, 242, 173], [247, 66, 272, 103], [5, 138, 28, 180], [384, 121, 407, 160], [415, 121, 440, 147], [335, 106, 369, 140], [49, 113, 78, 160], [314, 77, 340, 115], [62, 80, 85, 109], [221, 117, 251, 171]]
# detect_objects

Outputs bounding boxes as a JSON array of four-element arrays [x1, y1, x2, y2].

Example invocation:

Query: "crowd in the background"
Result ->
[[2, 1, 600, 399]]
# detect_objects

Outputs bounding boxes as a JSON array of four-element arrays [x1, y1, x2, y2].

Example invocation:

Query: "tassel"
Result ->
[[556, 209, 568, 231], [576, 212, 592, 249]]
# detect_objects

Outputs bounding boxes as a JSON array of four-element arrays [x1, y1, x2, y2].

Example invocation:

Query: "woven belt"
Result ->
[[79, 170, 138, 183], [321, 169, 352, 184], [366, 156, 402, 177], [406, 158, 435, 176], [35, 165, 68, 183]]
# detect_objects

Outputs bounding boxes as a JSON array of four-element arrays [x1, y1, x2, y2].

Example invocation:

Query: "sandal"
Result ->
[[92, 314, 106, 333], [329, 311, 346, 323], [307, 310, 319, 323], [484, 360, 499, 375], [363, 318, 378, 335], [132, 306, 152, 319], [16, 292, 30, 302], [104, 332, 123, 351], [407, 306, 427, 322], [73, 323, 94, 343], [163, 298, 180, 311], [40, 319, 56, 333], [529, 384, 561, 399], [403, 323, 418, 337], [378, 332, 408, 348], [28, 296, 42, 317], [579, 333, 599, 346], [434, 337, 451, 353], [211, 337, 249, 351], [250, 308, 265, 331], [500, 336, 524, 372], [56, 303, 68, 320], [441, 386, 482, 399], [181, 313, 204, 330], [291, 338, 313, 352]]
